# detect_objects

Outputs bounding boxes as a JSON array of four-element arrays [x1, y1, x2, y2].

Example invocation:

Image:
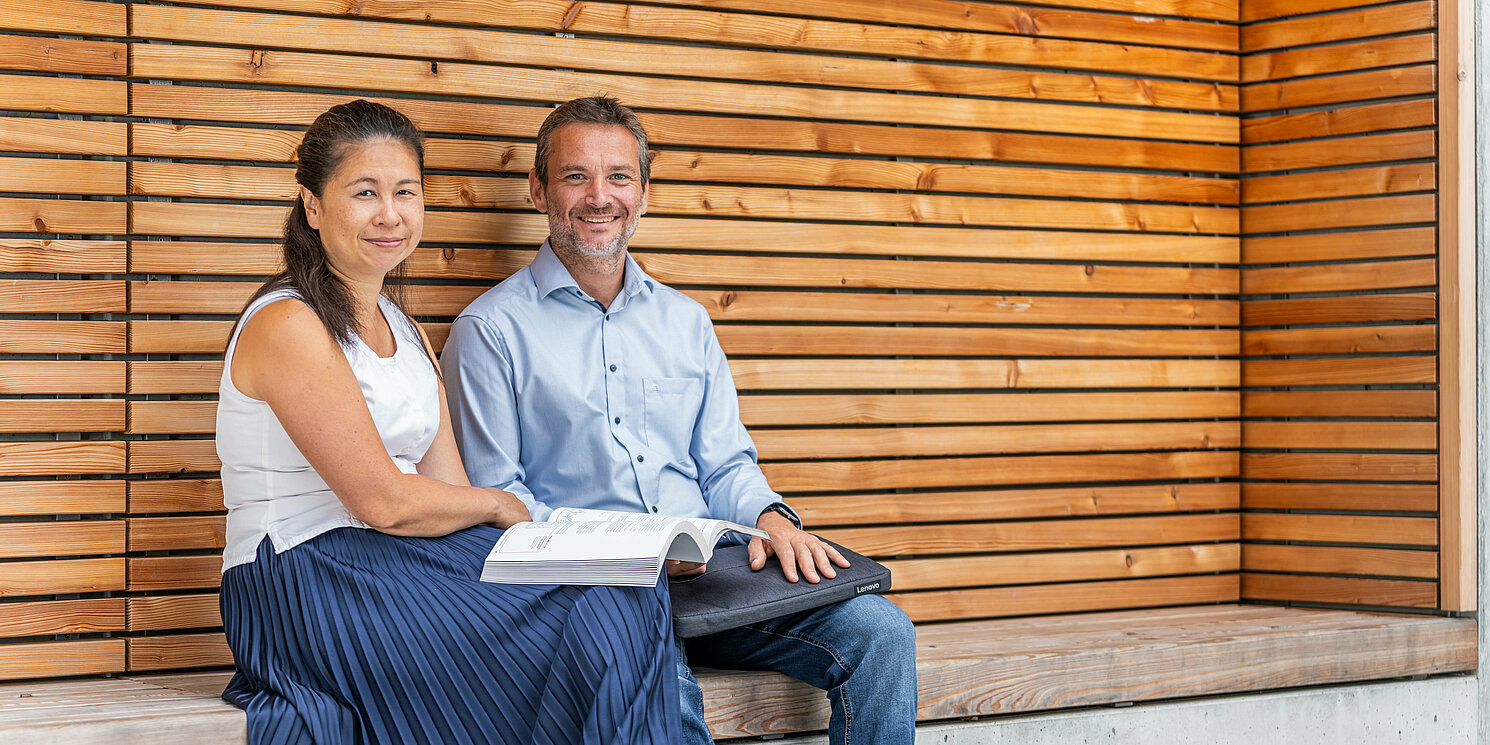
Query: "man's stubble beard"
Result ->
[[546, 204, 641, 276]]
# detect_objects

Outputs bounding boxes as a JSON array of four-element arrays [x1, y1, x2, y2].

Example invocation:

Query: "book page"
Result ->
[[491, 515, 699, 561], [547, 507, 766, 542]]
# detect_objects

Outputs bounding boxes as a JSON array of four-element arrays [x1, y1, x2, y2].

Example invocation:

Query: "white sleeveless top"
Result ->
[[217, 288, 440, 571]]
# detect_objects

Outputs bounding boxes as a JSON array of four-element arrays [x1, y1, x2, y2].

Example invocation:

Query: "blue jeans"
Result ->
[[675, 594, 917, 745]]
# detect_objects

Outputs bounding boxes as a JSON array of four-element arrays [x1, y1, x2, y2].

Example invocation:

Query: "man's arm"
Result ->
[[690, 324, 848, 582], [441, 314, 556, 522]]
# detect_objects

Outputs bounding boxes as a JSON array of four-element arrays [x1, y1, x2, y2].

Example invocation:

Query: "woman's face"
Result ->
[[302, 138, 424, 284]]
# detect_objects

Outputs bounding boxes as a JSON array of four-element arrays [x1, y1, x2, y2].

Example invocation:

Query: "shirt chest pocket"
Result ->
[[642, 377, 703, 459]]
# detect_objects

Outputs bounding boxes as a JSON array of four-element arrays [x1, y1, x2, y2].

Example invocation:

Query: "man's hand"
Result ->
[[750, 510, 850, 583], [666, 560, 706, 578]]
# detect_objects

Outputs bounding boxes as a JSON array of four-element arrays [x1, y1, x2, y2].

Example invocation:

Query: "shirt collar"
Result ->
[[531, 239, 657, 303]]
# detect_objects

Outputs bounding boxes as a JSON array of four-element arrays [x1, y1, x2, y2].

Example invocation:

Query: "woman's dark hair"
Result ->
[[233, 99, 429, 359]]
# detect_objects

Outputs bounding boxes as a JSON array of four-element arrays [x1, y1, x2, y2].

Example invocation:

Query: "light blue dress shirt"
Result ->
[[442, 241, 788, 529]]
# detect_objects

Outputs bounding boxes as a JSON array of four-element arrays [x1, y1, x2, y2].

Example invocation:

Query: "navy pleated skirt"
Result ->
[[220, 526, 680, 745]]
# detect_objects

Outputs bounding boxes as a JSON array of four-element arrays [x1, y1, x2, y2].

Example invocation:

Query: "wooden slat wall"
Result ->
[[1238, 0, 1443, 609], [4, 0, 1246, 680]]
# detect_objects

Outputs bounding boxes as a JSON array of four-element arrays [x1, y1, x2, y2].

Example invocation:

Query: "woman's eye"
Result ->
[[356, 189, 376, 197]]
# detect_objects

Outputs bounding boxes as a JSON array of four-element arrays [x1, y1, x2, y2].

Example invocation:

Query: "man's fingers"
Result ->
[[826, 543, 851, 568], [775, 542, 799, 583], [812, 543, 837, 580], [797, 542, 821, 583], [748, 536, 768, 570]]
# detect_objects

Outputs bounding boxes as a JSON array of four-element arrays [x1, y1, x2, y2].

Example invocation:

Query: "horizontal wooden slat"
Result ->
[[1241, 1, 1435, 53], [128, 595, 222, 631], [0, 157, 124, 197], [1241, 573, 1436, 607], [1243, 0, 1394, 23], [128, 361, 221, 395], [0, 280, 125, 313], [0, 115, 127, 154], [0, 321, 125, 354], [0, 197, 126, 234], [129, 555, 222, 591], [733, 358, 1239, 390], [1242, 227, 1435, 264], [1243, 357, 1436, 386], [716, 326, 1239, 358], [1243, 194, 1436, 235], [0, 0, 126, 35], [822, 514, 1237, 557], [1243, 164, 1435, 206], [757, 421, 1236, 459], [0, 639, 125, 681], [0, 239, 126, 272], [1243, 545, 1436, 579], [127, 440, 219, 475], [1241, 100, 1435, 146], [762, 450, 1238, 492], [0, 442, 125, 477], [888, 544, 1240, 591], [126, 401, 214, 435], [1243, 34, 1435, 84], [128, 516, 226, 552], [794, 483, 1237, 525], [0, 361, 125, 394], [1240, 453, 1436, 481], [0, 520, 123, 558], [127, 633, 232, 672], [128, 45, 1239, 144], [742, 391, 1238, 426], [0, 480, 125, 517], [0, 557, 125, 596], [0, 33, 124, 75], [129, 203, 1238, 263], [131, 4, 1238, 103], [130, 85, 1240, 173], [1242, 325, 1435, 356], [1242, 483, 1437, 512], [1242, 65, 1436, 114], [1244, 131, 1435, 173], [1243, 294, 1436, 326], [1241, 390, 1436, 418], [0, 75, 126, 115], [0, 400, 124, 433], [1243, 514, 1437, 545], [129, 479, 224, 514], [893, 574, 1238, 623], [0, 598, 123, 636]]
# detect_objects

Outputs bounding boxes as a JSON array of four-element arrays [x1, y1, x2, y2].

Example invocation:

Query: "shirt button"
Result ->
[[614, 417, 620, 424], [636, 455, 645, 463], [609, 364, 617, 372], [604, 315, 610, 321], [650, 506, 658, 513]]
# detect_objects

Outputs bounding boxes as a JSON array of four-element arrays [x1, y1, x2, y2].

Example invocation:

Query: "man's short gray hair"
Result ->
[[533, 96, 653, 185]]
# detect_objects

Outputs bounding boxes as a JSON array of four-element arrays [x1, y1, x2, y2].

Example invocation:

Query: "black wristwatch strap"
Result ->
[[760, 502, 802, 529]]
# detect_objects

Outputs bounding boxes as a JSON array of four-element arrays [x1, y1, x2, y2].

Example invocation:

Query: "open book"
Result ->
[[480, 507, 768, 587]]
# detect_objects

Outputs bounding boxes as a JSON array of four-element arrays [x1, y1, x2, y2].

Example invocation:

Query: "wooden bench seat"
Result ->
[[0, 605, 1472, 744]]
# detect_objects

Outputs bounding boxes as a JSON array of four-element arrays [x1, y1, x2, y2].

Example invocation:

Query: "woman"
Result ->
[[216, 99, 679, 744]]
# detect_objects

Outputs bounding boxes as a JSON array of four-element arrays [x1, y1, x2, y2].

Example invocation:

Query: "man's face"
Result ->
[[530, 123, 648, 262]]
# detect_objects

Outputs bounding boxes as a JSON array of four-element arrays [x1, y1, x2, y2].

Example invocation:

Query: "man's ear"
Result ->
[[528, 170, 547, 214], [300, 186, 321, 230]]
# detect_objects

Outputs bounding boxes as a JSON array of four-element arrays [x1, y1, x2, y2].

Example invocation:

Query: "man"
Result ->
[[442, 96, 917, 744]]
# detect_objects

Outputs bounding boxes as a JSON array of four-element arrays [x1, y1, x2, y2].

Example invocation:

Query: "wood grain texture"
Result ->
[[0, 558, 124, 597], [887, 544, 1240, 591], [0, 400, 125, 433], [0, 360, 125, 394], [0, 321, 123, 354], [1244, 34, 1435, 84], [762, 451, 1238, 492], [0, 116, 126, 154], [0, 197, 125, 234], [1244, 194, 1436, 235], [0, 158, 124, 196], [127, 517, 227, 553], [127, 441, 220, 475], [1243, 514, 1437, 546], [1240, 452, 1436, 481], [0, 443, 125, 477], [1241, 325, 1435, 356], [1240, 390, 1436, 419], [0, 33, 123, 75], [713, 326, 1238, 358], [730, 359, 1239, 390], [741, 391, 1239, 426], [1242, 357, 1436, 386], [891, 574, 1239, 623], [0, 75, 125, 115], [0, 280, 124, 313], [0, 481, 124, 517], [1242, 65, 1436, 114], [0, 639, 124, 682], [0, 598, 123, 636], [130, 4, 1238, 103], [0, 520, 123, 559], [1243, 0, 1400, 23], [128, 556, 222, 592], [1241, 483, 1438, 513], [1244, 131, 1435, 173], [1241, 1, 1435, 53], [1241, 573, 1436, 607], [127, 633, 233, 672], [1243, 545, 1436, 579], [754, 421, 1237, 459], [128, 401, 216, 435], [0, 0, 126, 36], [820, 514, 1238, 556], [1242, 294, 1436, 326], [1244, 164, 1435, 206], [128, 479, 224, 514], [1243, 421, 1434, 451], [794, 483, 1237, 525], [0, 240, 126, 272], [128, 595, 222, 632], [1241, 100, 1435, 145], [1242, 227, 1435, 264]]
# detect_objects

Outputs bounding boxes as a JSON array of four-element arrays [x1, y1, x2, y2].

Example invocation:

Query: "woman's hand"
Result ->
[[485, 488, 531, 529]]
